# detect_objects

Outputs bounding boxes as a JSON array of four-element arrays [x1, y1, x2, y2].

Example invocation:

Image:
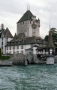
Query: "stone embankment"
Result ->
[[11, 54, 46, 65], [0, 60, 12, 66], [0, 54, 57, 66], [10, 53, 28, 65], [54, 55, 57, 63]]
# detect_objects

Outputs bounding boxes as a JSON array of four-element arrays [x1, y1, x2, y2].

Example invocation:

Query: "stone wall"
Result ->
[[10, 53, 46, 65], [25, 54, 33, 64], [10, 53, 26, 65], [54, 55, 57, 63], [0, 60, 12, 66], [17, 21, 29, 37]]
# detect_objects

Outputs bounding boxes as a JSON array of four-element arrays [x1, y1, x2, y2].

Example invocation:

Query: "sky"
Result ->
[[0, 0, 57, 38]]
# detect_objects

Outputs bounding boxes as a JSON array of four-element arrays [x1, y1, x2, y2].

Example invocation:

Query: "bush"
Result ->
[[1, 56, 10, 60]]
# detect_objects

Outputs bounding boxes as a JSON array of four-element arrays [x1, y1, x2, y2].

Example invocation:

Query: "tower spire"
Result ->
[[27, 4, 30, 11]]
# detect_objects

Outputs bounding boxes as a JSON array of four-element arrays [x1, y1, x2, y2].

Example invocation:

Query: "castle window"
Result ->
[[30, 21, 31, 24], [13, 46, 15, 49], [10, 46, 11, 50], [21, 45, 23, 49], [2, 42, 3, 45], [17, 51, 19, 54], [17, 46, 19, 49], [2, 37, 3, 41], [20, 22, 23, 25], [21, 51, 23, 54], [23, 22, 24, 24], [7, 47, 8, 50], [13, 49, 15, 54]]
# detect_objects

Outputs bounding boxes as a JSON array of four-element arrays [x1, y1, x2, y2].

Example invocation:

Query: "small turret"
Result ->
[[38, 18, 40, 27], [14, 33, 17, 37], [47, 30, 55, 48], [1, 23, 4, 30]]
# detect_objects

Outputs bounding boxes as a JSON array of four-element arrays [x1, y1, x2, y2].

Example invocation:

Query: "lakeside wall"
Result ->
[[0, 54, 57, 66]]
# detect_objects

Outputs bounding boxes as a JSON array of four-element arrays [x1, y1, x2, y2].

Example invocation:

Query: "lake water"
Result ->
[[0, 64, 57, 90]]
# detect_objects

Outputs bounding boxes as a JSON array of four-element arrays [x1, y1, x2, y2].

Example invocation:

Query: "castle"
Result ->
[[1, 9, 44, 55]]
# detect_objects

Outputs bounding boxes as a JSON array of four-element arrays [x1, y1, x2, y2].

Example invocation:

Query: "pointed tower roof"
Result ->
[[17, 10, 34, 23], [47, 31, 55, 48]]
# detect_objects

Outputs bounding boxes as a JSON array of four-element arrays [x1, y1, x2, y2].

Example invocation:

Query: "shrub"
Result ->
[[1, 56, 10, 60]]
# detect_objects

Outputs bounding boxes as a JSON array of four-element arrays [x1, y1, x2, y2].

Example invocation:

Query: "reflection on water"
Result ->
[[0, 64, 57, 90]]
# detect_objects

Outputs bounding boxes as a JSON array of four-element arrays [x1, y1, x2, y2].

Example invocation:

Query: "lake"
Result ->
[[0, 64, 57, 90]]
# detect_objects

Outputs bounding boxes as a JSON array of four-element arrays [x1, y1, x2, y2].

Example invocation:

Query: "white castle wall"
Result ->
[[6, 44, 38, 55], [17, 21, 29, 37], [6, 45, 31, 55], [0, 37, 13, 54], [17, 20, 40, 37]]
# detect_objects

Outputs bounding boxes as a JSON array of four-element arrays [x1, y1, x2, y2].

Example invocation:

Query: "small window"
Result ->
[[17, 46, 19, 49], [23, 22, 24, 24], [13, 50, 15, 54], [21, 45, 23, 49], [7, 47, 8, 50], [13, 46, 15, 49], [10, 46, 11, 50], [21, 51, 23, 54], [2, 37, 3, 41], [20, 22, 22, 25], [30, 21, 31, 24], [2, 42, 3, 45], [17, 51, 19, 54]]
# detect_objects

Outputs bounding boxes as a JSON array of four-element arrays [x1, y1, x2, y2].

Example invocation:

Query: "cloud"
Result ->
[[0, 0, 57, 38]]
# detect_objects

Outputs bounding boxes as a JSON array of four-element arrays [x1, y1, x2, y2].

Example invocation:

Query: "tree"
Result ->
[[44, 35, 48, 42], [50, 28, 56, 34]]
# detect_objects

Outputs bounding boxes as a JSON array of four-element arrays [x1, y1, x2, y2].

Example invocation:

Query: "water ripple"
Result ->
[[0, 64, 57, 90]]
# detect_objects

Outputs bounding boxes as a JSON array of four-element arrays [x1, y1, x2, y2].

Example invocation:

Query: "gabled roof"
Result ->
[[13, 33, 25, 41], [6, 28, 13, 38], [17, 10, 34, 23], [6, 36, 43, 46]]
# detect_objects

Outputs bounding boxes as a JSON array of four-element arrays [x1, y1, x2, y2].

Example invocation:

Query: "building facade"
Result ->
[[0, 24, 13, 54], [6, 35, 45, 55]]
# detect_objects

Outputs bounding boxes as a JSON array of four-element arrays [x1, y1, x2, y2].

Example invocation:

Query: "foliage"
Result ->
[[44, 35, 48, 42], [1, 56, 10, 60], [0, 48, 10, 60], [50, 28, 56, 33]]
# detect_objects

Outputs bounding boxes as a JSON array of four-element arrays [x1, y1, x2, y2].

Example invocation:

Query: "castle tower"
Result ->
[[17, 10, 40, 37]]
